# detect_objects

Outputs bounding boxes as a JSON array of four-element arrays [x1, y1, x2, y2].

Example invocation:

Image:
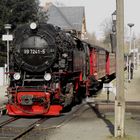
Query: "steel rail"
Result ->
[[10, 117, 49, 140], [0, 117, 19, 128]]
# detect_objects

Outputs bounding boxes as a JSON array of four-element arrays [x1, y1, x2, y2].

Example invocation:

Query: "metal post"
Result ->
[[128, 59, 131, 81], [136, 49, 138, 69], [115, 0, 125, 137], [127, 23, 134, 82], [3, 24, 12, 85], [126, 55, 128, 73], [133, 37, 135, 69], [129, 27, 132, 53], [7, 29, 10, 84], [128, 28, 131, 82]]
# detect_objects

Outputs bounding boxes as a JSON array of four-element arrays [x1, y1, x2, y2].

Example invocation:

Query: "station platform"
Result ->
[[46, 67, 140, 140], [96, 66, 140, 102], [125, 66, 140, 101]]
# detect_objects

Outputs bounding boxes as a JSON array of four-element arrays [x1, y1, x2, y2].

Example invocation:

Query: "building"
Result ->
[[43, 3, 87, 39]]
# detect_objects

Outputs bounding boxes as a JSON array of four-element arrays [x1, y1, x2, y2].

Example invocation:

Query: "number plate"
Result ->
[[23, 49, 46, 55]]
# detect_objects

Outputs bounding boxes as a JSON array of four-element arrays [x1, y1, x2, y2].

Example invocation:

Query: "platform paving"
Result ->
[[46, 67, 140, 140], [96, 66, 140, 102]]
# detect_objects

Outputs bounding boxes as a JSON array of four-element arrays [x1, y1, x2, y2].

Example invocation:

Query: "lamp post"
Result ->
[[127, 23, 134, 82], [112, 10, 116, 33], [3, 24, 12, 85], [133, 35, 136, 69], [5, 24, 11, 73], [110, 10, 116, 53], [127, 23, 134, 53]]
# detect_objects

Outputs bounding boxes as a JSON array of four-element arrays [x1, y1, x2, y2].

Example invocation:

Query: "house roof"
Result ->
[[46, 4, 85, 31]]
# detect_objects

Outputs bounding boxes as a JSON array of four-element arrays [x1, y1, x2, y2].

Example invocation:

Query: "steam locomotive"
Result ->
[[6, 22, 116, 116]]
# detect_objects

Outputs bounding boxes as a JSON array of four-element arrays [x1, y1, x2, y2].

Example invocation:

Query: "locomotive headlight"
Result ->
[[30, 22, 37, 30], [13, 73, 21, 80], [44, 73, 51, 81]]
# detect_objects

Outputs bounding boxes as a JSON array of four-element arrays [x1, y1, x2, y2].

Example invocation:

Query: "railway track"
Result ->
[[0, 117, 50, 140], [0, 100, 139, 139], [0, 117, 19, 128], [0, 104, 85, 140], [86, 99, 140, 115], [10, 117, 49, 140]]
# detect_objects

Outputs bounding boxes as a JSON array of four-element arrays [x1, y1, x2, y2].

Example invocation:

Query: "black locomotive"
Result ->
[[7, 22, 87, 116], [7, 22, 116, 116]]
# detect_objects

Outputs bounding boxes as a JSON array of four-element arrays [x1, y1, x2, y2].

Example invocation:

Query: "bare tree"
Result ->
[[100, 18, 112, 45], [87, 32, 97, 44], [54, 0, 65, 6], [100, 18, 134, 53], [86, 32, 107, 49], [38, 6, 48, 22]]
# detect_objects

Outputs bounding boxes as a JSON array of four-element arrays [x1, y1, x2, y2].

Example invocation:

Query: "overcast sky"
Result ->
[[40, 0, 140, 39]]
